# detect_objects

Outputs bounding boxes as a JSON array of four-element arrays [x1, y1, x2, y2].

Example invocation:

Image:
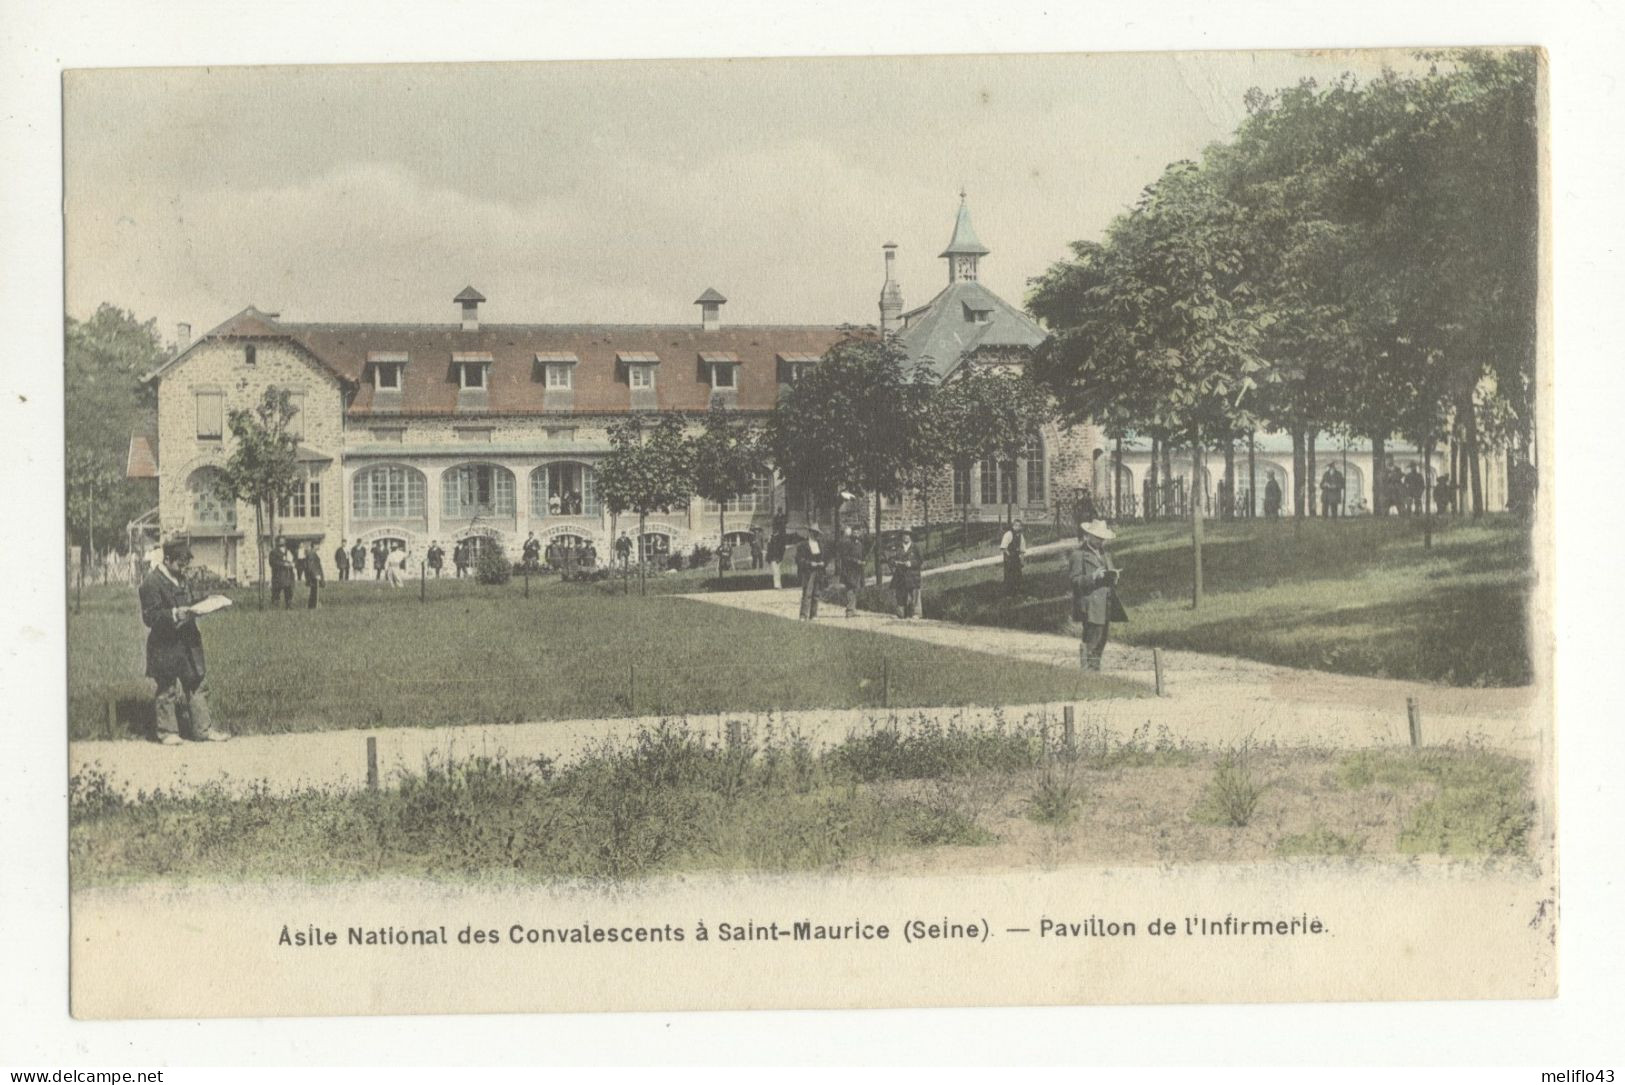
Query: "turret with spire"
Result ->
[[940, 189, 990, 285]]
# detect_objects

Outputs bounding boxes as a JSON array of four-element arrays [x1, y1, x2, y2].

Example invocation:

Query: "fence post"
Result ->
[[881, 658, 891, 708], [727, 720, 744, 750], [628, 662, 637, 714], [420, 562, 427, 603], [366, 736, 379, 792], [1406, 697, 1422, 748], [1153, 648, 1165, 697], [524, 564, 530, 599], [1063, 704, 1076, 755], [105, 697, 117, 741]]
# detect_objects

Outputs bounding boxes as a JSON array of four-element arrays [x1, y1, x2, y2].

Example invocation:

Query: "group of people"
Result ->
[[792, 524, 922, 621], [520, 532, 600, 576], [268, 536, 329, 609], [545, 490, 587, 516], [331, 537, 412, 589]]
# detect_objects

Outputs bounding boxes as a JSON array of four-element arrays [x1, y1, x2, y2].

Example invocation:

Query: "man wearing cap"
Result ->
[[836, 525, 865, 618], [889, 529, 924, 619], [795, 526, 829, 620], [268, 535, 295, 609], [137, 541, 228, 744], [1069, 520, 1128, 672], [1000, 519, 1028, 597]]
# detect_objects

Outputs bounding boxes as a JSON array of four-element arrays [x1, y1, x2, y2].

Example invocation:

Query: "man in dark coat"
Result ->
[[836, 525, 865, 618], [1069, 520, 1127, 672], [522, 532, 542, 572], [138, 540, 228, 744], [889, 530, 924, 619], [303, 544, 324, 609], [1320, 465, 1345, 519], [334, 538, 351, 582], [615, 532, 633, 570], [372, 540, 387, 579], [1000, 519, 1027, 597], [268, 535, 296, 609], [427, 540, 445, 577], [1403, 465, 1426, 516], [795, 526, 828, 620], [1263, 471, 1283, 519], [350, 540, 367, 580]]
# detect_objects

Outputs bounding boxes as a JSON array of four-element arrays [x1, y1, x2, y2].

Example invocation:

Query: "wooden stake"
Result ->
[[726, 720, 744, 750], [1153, 648, 1165, 697], [628, 662, 637, 714], [1407, 697, 1422, 748], [106, 698, 117, 741], [881, 658, 891, 708], [420, 562, 427, 603], [1062, 704, 1076, 754], [366, 736, 379, 792]]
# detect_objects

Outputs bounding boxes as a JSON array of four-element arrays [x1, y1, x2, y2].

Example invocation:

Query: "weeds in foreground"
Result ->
[[1276, 825, 1366, 858], [1026, 765, 1084, 826], [1192, 744, 1264, 828]]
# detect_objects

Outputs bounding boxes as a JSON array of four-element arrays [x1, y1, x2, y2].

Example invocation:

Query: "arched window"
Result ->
[[188, 467, 236, 529], [352, 465, 426, 520], [979, 455, 1016, 506], [1023, 432, 1045, 504], [531, 462, 598, 517], [443, 463, 515, 518]]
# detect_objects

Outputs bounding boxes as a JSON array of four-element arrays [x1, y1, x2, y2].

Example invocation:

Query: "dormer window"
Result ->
[[629, 364, 655, 390], [452, 352, 493, 390], [545, 364, 573, 390], [777, 352, 821, 384], [700, 351, 739, 390], [367, 351, 408, 392], [618, 351, 660, 392], [963, 302, 993, 324]]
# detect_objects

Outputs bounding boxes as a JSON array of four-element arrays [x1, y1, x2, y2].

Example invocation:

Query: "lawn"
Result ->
[[870, 514, 1538, 687], [68, 574, 1140, 740], [68, 720, 1535, 886]]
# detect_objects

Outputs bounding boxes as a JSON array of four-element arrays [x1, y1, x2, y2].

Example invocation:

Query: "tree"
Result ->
[[765, 329, 932, 541], [688, 404, 762, 579], [212, 388, 300, 606], [1031, 160, 1271, 607], [598, 415, 694, 596], [977, 368, 1054, 528], [64, 305, 166, 554], [930, 370, 999, 549]]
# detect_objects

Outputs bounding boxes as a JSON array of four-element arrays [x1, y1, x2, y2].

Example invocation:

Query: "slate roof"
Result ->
[[894, 280, 1047, 379]]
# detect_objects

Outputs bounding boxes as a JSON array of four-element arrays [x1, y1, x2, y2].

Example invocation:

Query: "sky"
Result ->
[[64, 49, 1418, 340]]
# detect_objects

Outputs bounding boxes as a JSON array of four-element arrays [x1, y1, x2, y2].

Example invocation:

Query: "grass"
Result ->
[[67, 576, 1141, 739], [68, 722, 1537, 886], [879, 514, 1536, 687]]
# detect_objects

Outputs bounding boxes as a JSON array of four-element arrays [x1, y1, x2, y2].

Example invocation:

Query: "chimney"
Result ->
[[454, 286, 486, 332], [695, 288, 727, 332], [176, 322, 192, 351], [879, 243, 903, 334]]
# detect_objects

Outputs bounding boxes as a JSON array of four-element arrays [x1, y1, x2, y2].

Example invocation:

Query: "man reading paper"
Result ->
[[138, 539, 231, 745]]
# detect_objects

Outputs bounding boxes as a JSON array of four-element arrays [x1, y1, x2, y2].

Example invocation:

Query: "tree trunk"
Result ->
[[1422, 434, 1435, 549], [1191, 431, 1204, 609], [1223, 439, 1236, 522], [254, 502, 266, 608], [874, 489, 884, 583], [1306, 432, 1318, 517], [1160, 442, 1173, 518], [1247, 430, 1257, 518], [1465, 402, 1484, 517], [1372, 435, 1387, 516], [1291, 429, 1306, 518], [638, 511, 648, 596], [718, 504, 726, 579], [1147, 438, 1159, 521], [1113, 436, 1124, 519]]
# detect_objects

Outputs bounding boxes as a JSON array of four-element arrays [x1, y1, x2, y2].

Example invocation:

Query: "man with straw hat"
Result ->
[[137, 539, 230, 744], [1069, 520, 1128, 671], [795, 525, 829, 620]]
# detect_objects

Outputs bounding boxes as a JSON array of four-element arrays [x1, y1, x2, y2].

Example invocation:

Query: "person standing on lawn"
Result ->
[[836, 525, 865, 618], [1263, 471, 1283, 519], [350, 540, 367, 582], [269, 535, 296, 609], [334, 538, 350, 582], [796, 525, 828, 620], [303, 543, 324, 609], [615, 531, 632, 571], [750, 529, 764, 571], [427, 540, 445, 577], [1069, 520, 1127, 672], [1000, 519, 1027, 597], [138, 539, 229, 744], [889, 529, 924, 619], [371, 540, 386, 580], [767, 511, 789, 590]]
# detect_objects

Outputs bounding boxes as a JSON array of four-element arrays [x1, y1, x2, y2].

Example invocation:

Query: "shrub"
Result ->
[[1193, 745, 1263, 827], [475, 547, 512, 585], [1276, 825, 1365, 857], [689, 544, 714, 569], [186, 566, 235, 594], [1026, 765, 1083, 826]]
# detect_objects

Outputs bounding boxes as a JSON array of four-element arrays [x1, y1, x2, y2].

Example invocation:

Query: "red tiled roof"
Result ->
[[275, 322, 847, 415]]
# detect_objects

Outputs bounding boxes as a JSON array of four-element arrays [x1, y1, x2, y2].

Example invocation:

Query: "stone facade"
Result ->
[[154, 336, 347, 581]]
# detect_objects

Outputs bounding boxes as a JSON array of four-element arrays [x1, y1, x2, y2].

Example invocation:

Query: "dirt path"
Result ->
[[68, 590, 1544, 800], [688, 590, 1545, 755]]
